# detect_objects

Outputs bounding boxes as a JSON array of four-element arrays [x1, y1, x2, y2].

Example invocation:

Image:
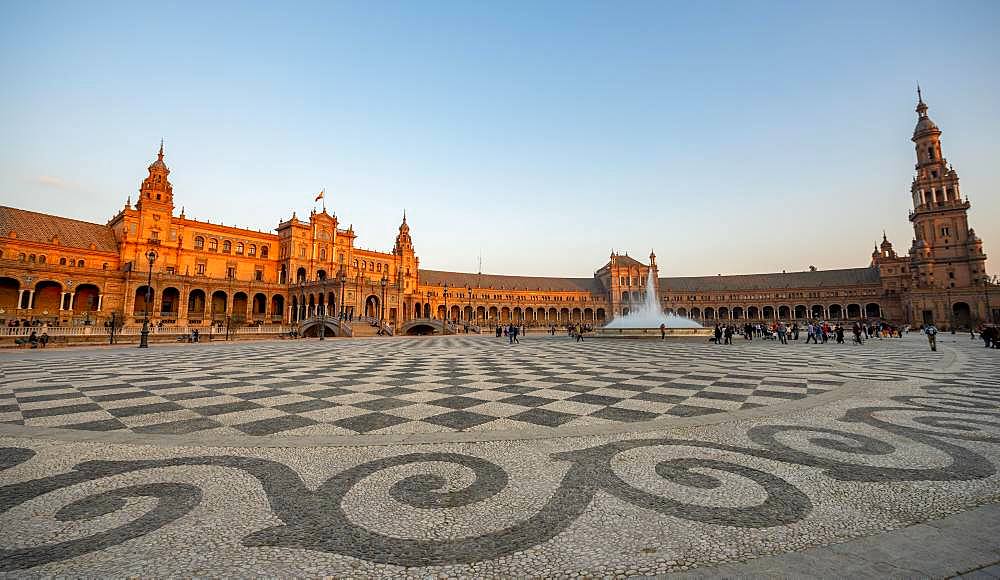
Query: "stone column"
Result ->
[[27, 290, 35, 309], [96, 294, 103, 312]]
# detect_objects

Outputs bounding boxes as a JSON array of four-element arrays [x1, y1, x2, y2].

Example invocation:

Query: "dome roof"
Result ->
[[913, 115, 940, 139]]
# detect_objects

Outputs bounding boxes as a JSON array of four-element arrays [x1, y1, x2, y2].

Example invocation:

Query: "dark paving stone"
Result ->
[[301, 387, 353, 399], [56, 418, 128, 431], [568, 393, 624, 406], [353, 398, 416, 411], [496, 385, 537, 395], [0, 404, 19, 413], [22, 402, 104, 419], [510, 408, 576, 428], [334, 412, 408, 434], [429, 396, 483, 410], [369, 386, 418, 397], [431, 386, 478, 395], [752, 389, 806, 400], [634, 392, 687, 404], [231, 389, 284, 401], [422, 410, 494, 430], [695, 391, 749, 402], [666, 382, 707, 391], [235, 414, 317, 436], [711, 380, 758, 389], [188, 401, 261, 416], [501, 394, 558, 407], [740, 402, 767, 410], [162, 390, 220, 401], [549, 384, 599, 393], [764, 379, 809, 388], [134, 417, 222, 434], [90, 391, 155, 402], [590, 406, 659, 423], [16, 391, 87, 404], [274, 399, 339, 413], [106, 401, 185, 418], [606, 382, 657, 393], [667, 404, 723, 417]]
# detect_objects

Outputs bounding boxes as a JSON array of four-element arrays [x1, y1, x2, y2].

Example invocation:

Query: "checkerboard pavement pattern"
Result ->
[[0, 336, 895, 437]]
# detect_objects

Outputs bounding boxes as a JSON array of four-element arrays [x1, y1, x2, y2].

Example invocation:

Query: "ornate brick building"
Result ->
[[1, 96, 997, 334]]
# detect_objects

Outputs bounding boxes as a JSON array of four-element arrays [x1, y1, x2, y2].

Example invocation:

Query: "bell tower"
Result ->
[[907, 89, 986, 290], [137, 140, 174, 213]]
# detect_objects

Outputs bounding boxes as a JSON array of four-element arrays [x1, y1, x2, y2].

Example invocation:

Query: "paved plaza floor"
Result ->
[[0, 334, 998, 577]]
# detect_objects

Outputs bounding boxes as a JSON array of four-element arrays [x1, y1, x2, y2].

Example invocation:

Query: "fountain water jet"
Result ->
[[596, 272, 714, 339]]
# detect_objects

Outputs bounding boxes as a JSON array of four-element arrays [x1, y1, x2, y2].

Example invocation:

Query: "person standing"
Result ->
[[714, 324, 722, 345], [791, 322, 800, 341], [575, 323, 584, 342], [924, 323, 938, 352], [777, 321, 787, 344], [660, 323, 666, 340], [723, 325, 733, 345]]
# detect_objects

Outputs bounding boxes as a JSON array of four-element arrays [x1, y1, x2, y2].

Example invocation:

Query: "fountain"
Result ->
[[596, 273, 714, 339]]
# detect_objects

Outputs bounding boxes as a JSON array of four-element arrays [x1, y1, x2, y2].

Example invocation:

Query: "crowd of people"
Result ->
[[707, 320, 907, 346]]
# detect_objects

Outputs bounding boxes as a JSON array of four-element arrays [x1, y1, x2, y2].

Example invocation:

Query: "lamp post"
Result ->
[[319, 276, 327, 341], [443, 283, 449, 334], [985, 274, 998, 325], [380, 275, 388, 325], [338, 269, 347, 320], [467, 285, 473, 326], [138, 250, 157, 348]]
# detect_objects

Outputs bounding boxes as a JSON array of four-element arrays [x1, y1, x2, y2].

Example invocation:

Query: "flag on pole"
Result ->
[[315, 189, 325, 202]]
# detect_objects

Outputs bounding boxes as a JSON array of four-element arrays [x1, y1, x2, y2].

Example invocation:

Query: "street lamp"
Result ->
[[338, 269, 347, 320], [138, 249, 157, 348], [380, 275, 388, 325], [319, 276, 327, 341], [443, 283, 449, 335]]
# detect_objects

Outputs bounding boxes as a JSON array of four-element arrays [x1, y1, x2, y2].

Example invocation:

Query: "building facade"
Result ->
[[1, 96, 997, 334]]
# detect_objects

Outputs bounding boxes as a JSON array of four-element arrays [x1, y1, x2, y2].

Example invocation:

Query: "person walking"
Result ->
[[805, 323, 815, 344], [835, 324, 845, 344], [660, 323, 666, 340], [575, 323, 584, 342], [924, 323, 938, 352], [791, 322, 800, 341], [777, 321, 787, 344], [723, 325, 734, 345], [714, 324, 722, 345]]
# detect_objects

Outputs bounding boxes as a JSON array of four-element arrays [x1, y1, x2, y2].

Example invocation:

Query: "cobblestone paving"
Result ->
[[0, 335, 997, 577]]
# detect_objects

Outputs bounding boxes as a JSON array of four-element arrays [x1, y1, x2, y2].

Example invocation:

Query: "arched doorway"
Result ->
[[828, 304, 843, 319], [689, 307, 701, 319], [296, 267, 307, 283], [762, 306, 774, 320], [232, 292, 248, 322], [865, 303, 881, 319], [133, 285, 153, 316], [364, 295, 380, 318], [33, 281, 63, 314], [704, 307, 715, 320], [252, 293, 267, 320], [188, 290, 206, 319], [160, 287, 180, 317], [718, 307, 729, 320], [794, 305, 808, 320], [73, 283, 100, 313], [0, 277, 19, 310], [271, 295, 285, 322], [500, 307, 510, 322], [423, 303, 431, 318], [777, 305, 790, 320], [211, 291, 228, 321], [847, 304, 862, 319], [811, 305, 824, 320], [747, 306, 759, 320], [952, 302, 971, 329], [291, 296, 299, 322], [732, 306, 744, 320]]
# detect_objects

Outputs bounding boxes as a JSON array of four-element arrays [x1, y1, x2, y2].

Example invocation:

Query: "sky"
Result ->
[[1, 1, 998, 278]]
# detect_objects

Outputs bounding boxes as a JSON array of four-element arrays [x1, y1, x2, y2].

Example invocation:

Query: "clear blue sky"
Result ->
[[2, 1, 998, 277]]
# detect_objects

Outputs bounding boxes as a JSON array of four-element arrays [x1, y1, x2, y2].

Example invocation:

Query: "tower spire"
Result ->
[[158, 138, 164, 159], [915, 84, 928, 118]]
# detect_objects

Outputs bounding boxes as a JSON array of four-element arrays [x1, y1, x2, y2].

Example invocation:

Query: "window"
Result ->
[[103, 263, 109, 270], [298, 246, 305, 258], [222, 240, 232, 253], [29, 254, 35, 263], [227, 267, 236, 279], [166, 266, 175, 274], [320, 248, 326, 260], [195, 236, 205, 249], [248, 244, 256, 256], [928, 147, 935, 160], [196, 263, 206, 275], [170, 228, 177, 240], [236, 242, 244, 255], [254, 269, 263, 281], [59, 257, 67, 265], [150, 230, 159, 240], [941, 226, 951, 237], [38, 255, 46, 264], [376, 263, 381, 272], [209, 239, 218, 251], [260, 246, 268, 258], [77, 260, 85, 267], [949, 272, 955, 279]]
